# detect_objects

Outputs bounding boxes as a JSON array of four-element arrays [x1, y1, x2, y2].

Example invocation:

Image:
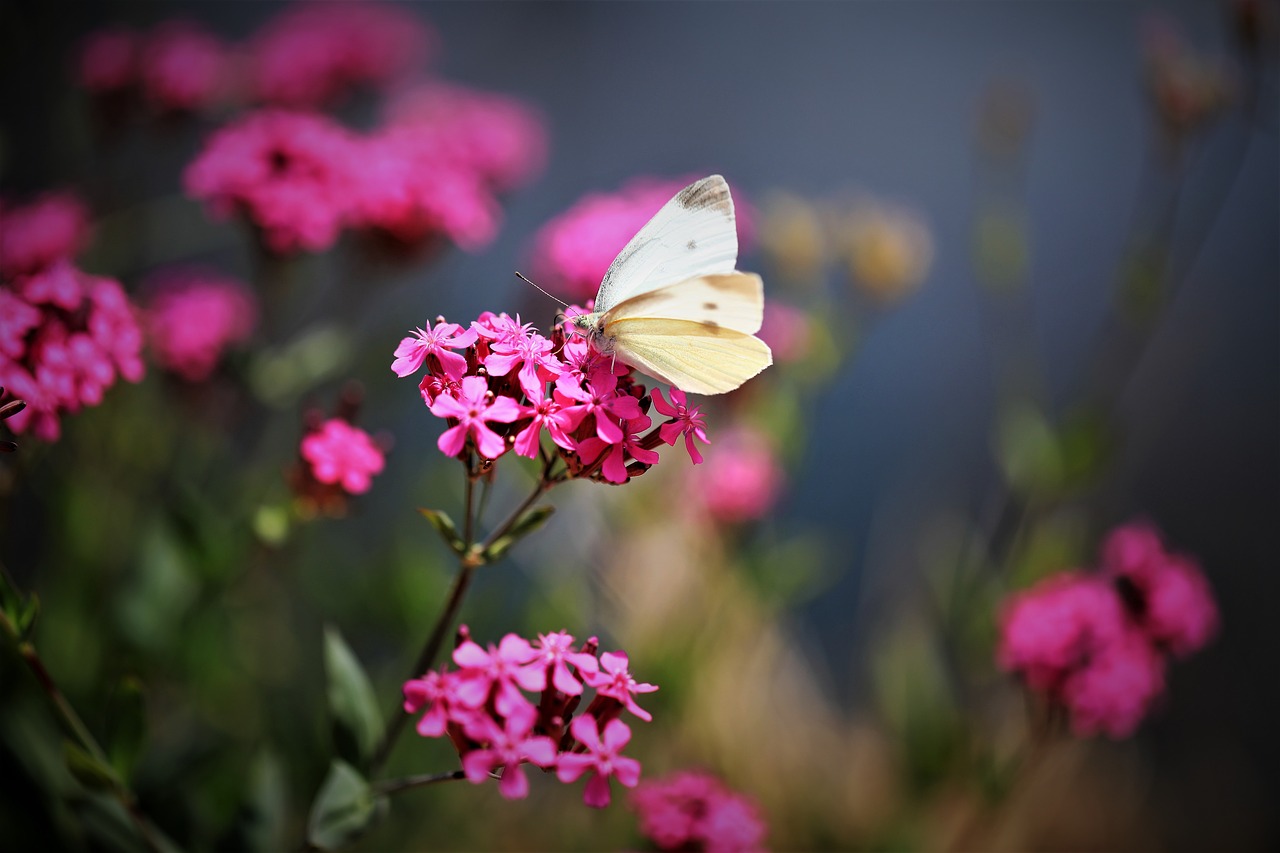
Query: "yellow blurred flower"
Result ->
[[837, 197, 934, 303], [758, 192, 828, 285]]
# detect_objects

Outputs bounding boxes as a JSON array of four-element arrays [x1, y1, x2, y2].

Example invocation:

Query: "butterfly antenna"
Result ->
[[515, 272, 570, 310]]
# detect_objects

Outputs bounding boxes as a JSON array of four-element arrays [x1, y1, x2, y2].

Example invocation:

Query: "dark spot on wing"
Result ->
[[704, 320, 720, 329], [687, 239, 697, 250], [702, 302, 718, 310]]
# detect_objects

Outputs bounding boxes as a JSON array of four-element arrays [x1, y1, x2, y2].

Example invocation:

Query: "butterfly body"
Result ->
[[573, 175, 772, 395]]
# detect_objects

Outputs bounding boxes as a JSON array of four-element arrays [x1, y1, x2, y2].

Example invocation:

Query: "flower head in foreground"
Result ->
[[631, 769, 769, 852], [403, 628, 654, 807], [392, 307, 725, 484], [997, 520, 1217, 738], [528, 176, 753, 302], [143, 269, 257, 381]]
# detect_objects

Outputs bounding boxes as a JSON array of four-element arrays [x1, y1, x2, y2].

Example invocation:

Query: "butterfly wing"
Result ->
[[594, 175, 738, 315], [601, 272, 764, 335], [606, 317, 773, 396]]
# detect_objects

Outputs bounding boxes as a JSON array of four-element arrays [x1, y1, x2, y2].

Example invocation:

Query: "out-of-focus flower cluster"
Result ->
[[0, 194, 143, 442], [630, 769, 768, 852], [392, 311, 711, 484], [289, 390, 388, 515], [686, 425, 783, 525], [1141, 17, 1235, 136], [75, 3, 435, 113], [528, 177, 754, 303], [403, 628, 656, 807], [997, 520, 1218, 738], [143, 268, 257, 382], [184, 83, 545, 254]]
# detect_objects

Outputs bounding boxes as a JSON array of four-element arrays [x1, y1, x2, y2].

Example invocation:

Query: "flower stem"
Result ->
[[372, 769, 466, 796]]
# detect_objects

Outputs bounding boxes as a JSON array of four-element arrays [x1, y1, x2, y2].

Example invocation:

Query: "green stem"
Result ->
[[372, 769, 466, 796]]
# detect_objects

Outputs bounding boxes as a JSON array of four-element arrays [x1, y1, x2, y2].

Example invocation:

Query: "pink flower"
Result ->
[[1099, 521, 1219, 656], [184, 110, 359, 253], [512, 384, 585, 459], [483, 329, 562, 398], [428, 375, 522, 460], [0, 290, 41, 359], [350, 127, 501, 250], [139, 21, 229, 112], [143, 269, 257, 381], [76, 27, 139, 93], [299, 418, 385, 494], [403, 668, 461, 738], [0, 192, 92, 277], [578, 414, 660, 485], [532, 631, 599, 697], [651, 387, 709, 464], [384, 82, 548, 191], [556, 716, 642, 808], [631, 770, 768, 853], [529, 176, 753, 301], [689, 426, 782, 523], [248, 2, 434, 108], [459, 709, 558, 800], [391, 319, 477, 380], [997, 572, 1127, 693], [758, 301, 812, 364], [451, 633, 545, 719], [558, 370, 642, 445], [1061, 628, 1166, 739], [580, 650, 659, 722]]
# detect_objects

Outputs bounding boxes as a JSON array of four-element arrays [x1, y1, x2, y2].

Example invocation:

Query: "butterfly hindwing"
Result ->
[[606, 317, 773, 396], [602, 272, 764, 336], [594, 175, 738, 314]]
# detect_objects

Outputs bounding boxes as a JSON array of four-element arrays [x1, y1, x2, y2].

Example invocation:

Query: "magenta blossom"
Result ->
[[143, 269, 257, 382], [556, 716, 642, 808], [0, 192, 92, 277], [138, 21, 229, 112], [533, 630, 601, 697], [581, 650, 659, 722], [76, 27, 139, 93], [460, 707, 558, 800], [299, 418, 385, 494], [689, 426, 782, 523], [1061, 627, 1166, 739], [578, 414, 660, 485], [631, 770, 768, 853], [513, 383, 586, 459], [428, 375, 522, 460], [652, 387, 710, 464], [391, 319, 477, 380], [184, 109, 359, 253], [452, 633, 545, 719], [483, 329, 563, 398]]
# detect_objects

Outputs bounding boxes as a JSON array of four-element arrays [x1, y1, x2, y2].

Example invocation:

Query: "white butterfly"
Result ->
[[569, 175, 773, 395]]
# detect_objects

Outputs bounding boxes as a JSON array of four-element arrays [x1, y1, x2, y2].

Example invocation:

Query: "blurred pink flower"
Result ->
[[248, 2, 435, 108], [384, 81, 548, 191], [459, 709, 558, 800], [299, 418, 385, 494], [556, 716, 642, 808], [529, 176, 753, 302], [350, 127, 502, 250], [997, 572, 1126, 693], [1100, 521, 1219, 657], [689, 425, 782, 523], [184, 110, 359, 253], [0, 192, 92, 277], [580, 649, 659, 722], [76, 27, 139, 93], [143, 269, 257, 381], [631, 769, 768, 852], [758, 301, 812, 363], [0, 264, 144, 442], [1061, 627, 1166, 739], [139, 21, 229, 112]]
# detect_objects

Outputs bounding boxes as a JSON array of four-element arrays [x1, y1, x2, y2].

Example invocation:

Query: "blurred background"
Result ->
[[1, 1, 1276, 850]]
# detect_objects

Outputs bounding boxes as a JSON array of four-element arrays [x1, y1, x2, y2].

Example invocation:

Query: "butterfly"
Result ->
[[568, 175, 773, 395]]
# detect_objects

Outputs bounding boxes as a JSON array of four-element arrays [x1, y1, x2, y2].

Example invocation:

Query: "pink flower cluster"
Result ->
[[630, 770, 769, 852], [403, 628, 657, 807], [143, 269, 257, 381], [997, 521, 1219, 738], [0, 194, 144, 441], [76, 20, 230, 112], [247, 2, 434, 108], [300, 418, 386, 496], [391, 312, 711, 483], [688, 426, 783, 523], [528, 177, 754, 302], [184, 87, 546, 254]]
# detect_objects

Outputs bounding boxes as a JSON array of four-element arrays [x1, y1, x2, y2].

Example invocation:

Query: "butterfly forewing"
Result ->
[[602, 273, 764, 335], [594, 175, 738, 314]]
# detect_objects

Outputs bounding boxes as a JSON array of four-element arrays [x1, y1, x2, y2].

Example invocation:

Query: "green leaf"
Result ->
[[323, 626, 382, 768], [105, 676, 146, 782], [63, 741, 120, 792], [483, 505, 554, 562], [994, 400, 1063, 497], [418, 508, 464, 555], [306, 760, 388, 851]]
